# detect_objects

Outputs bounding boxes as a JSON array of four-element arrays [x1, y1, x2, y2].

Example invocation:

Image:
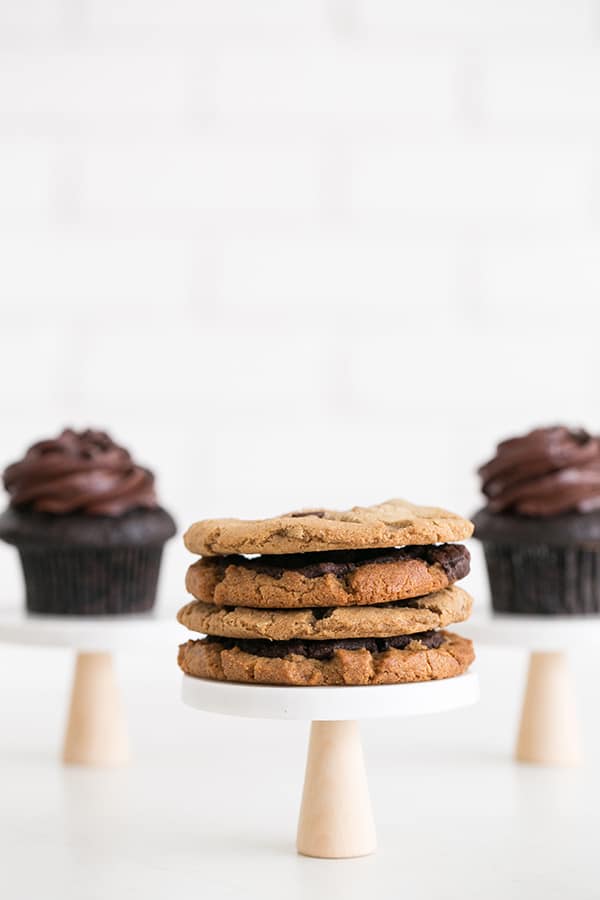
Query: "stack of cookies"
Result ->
[[177, 499, 475, 686]]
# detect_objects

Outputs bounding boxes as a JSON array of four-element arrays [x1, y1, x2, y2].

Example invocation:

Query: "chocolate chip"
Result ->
[[311, 607, 334, 620]]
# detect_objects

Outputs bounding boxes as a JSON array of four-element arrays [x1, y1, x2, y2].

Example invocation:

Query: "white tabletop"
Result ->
[[1, 639, 597, 900], [181, 671, 479, 720]]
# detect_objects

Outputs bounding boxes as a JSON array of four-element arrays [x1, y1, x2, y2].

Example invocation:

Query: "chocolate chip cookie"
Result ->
[[185, 544, 470, 609], [177, 584, 473, 641], [177, 630, 474, 686], [184, 499, 474, 557]]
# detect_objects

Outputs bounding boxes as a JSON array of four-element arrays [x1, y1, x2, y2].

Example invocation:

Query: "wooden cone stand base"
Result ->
[[62, 652, 130, 766], [515, 651, 582, 767], [296, 721, 376, 859]]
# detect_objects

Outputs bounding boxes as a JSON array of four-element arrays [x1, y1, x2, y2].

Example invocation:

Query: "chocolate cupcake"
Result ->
[[473, 426, 600, 615], [0, 428, 176, 615]]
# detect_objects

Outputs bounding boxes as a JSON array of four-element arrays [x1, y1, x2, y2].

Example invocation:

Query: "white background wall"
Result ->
[[2, 1, 600, 771]]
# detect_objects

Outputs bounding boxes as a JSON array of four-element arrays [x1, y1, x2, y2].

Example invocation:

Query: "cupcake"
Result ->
[[473, 426, 600, 615], [0, 428, 176, 615]]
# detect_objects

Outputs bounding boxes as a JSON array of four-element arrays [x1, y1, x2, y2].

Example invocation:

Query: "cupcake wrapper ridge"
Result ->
[[482, 541, 600, 615], [18, 545, 165, 615]]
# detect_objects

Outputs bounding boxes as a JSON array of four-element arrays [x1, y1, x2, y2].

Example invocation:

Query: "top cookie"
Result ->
[[184, 499, 474, 556]]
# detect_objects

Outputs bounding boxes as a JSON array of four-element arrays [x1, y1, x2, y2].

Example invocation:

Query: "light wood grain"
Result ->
[[516, 651, 582, 767], [296, 720, 376, 859], [62, 652, 130, 766]]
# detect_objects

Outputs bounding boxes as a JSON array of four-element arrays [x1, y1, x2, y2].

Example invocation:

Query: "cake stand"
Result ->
[[181, 671, 479, 859], [0, 607, 181, 766], [463, 611, 600, 766]]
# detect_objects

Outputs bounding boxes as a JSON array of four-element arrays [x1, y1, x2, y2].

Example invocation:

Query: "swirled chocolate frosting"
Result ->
[[479, 426, 600, 517], [3, 429, 159, 516]]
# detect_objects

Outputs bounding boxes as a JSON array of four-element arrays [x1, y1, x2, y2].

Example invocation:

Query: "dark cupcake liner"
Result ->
[[482, 541, 600, 615], [18, 545, 165, 615]]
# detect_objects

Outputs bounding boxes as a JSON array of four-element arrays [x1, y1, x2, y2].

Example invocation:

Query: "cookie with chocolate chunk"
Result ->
[[185, 544, 470, 609], [178, 584, 473, 641], [177, 630, 474, 686], [184, 499, 473, 557]]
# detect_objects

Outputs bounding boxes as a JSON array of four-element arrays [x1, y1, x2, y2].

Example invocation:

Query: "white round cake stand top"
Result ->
[[462, 610, 600, 652], [181, 671, 479, 721], [182, 673, 479, 861], [0, 606, 184, 767], [0, 606, 182, 652]]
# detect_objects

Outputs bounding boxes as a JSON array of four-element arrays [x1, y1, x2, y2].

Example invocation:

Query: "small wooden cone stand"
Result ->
[[296, 720, 376, 859], [62, 651, 130, 766], [515, 651, 582, 767]]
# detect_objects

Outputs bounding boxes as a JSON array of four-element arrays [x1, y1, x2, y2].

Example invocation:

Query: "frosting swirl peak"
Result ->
[[479, 426, 600, 517], [3, 428, 158, 516]]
